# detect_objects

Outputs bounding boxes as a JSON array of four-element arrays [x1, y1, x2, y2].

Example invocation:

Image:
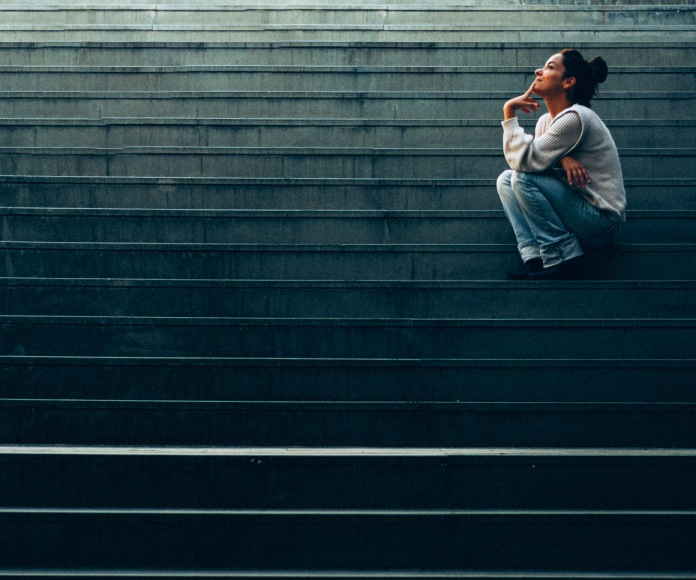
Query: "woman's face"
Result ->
[[533, 54, 573, 97]]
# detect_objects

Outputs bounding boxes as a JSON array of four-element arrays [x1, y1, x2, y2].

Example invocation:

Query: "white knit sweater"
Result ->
[[502, 103, 626, 223]]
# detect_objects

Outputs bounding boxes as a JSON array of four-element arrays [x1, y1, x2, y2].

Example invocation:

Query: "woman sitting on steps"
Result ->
[[497, 48, 626, 280]]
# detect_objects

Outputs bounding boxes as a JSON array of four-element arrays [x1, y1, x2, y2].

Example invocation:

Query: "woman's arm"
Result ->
[[503, 110, 583, 173], [503, 82, 540, 120], [558, 155, 590, 189]]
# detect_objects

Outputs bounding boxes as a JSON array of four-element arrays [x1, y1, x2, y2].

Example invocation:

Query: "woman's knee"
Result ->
[[496, 169, 514, 198], [509, 170, 534, 197]]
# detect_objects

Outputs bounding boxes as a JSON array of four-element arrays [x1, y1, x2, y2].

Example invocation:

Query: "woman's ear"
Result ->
[[563, 76, 577, 90]]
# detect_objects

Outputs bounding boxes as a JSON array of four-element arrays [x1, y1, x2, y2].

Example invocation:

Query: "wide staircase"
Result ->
[[1, 0, 695, 575]]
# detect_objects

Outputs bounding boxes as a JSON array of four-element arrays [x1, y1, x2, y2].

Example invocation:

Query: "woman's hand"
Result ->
[[503, 82, 540, 120], [559, 156, 590, 188]]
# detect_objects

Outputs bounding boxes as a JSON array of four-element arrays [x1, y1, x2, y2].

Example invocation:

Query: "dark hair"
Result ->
[[559, 48, 608, 108]]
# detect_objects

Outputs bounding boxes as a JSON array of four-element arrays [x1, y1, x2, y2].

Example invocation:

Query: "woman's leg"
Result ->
[[496, 170, 542, 263], [510, 171, 617, 268]]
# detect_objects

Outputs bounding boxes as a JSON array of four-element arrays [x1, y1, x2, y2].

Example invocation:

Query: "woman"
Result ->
[[497, 48, 626, 280]]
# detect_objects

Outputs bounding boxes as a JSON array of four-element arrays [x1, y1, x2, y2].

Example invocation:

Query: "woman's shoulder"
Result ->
[[535, 112, 552, 130], [564, 103, 603, 123]]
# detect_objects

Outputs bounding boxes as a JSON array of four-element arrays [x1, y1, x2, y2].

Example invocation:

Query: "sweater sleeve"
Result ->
[[502, 111, 583, 173]]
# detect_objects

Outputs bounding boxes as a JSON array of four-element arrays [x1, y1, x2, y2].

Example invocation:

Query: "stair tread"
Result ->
[[2, 398, 694, 407], [0, 208, 691, 217], [0, 573, 694, 579], [4, 507, 696, 516], [1, 241, 693, 250], [2, 355, 694, 367], [3, 277, 695, 288], [3, 445, 696, 457], [2, 314, 694, 326], [0, 175, 692, 186]]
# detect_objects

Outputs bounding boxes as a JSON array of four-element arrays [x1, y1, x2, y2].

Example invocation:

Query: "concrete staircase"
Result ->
[[1, 0, 695, 575]]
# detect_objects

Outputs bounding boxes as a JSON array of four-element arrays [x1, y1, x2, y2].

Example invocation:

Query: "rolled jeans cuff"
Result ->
[[539, 232, 584, 268], [519, 244, 542, 263]]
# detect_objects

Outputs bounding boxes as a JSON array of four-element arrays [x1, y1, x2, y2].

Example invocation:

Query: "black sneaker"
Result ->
[[528, 256, 586, 280], [506, 258, 543, 280]]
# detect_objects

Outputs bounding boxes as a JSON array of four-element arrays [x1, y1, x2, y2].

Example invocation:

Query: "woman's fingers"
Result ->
[[503, 82, 540, 118], [567, 165, 590, 188]]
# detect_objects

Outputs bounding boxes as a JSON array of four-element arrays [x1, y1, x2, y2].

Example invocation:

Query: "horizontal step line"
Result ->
[[2, 508, 695, 517], [1, 40, 694, 48], [0, 242, 693, 253], [2, 5, 693, 11], [1, 356, 695, 369], [1, 146, 692, 156], [0, 91, 693, 99], [1, 570, 695, 579], [2, 399, 695, 410], [0, 175, 692, 186], [2, 445, 696, 458], [2, 25, 694, 31], [1, 315, 694, 327], [0, 209, 689, 218], [2, 66, 694, 73], [1, 571, 696, 579], [3, 277, 695, 289], [2, 117, 694, 126]]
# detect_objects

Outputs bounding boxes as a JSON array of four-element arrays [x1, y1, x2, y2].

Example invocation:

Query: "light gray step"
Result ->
[[2, 356, 695, 403], [0, 118, 693, 149], [1, 5, 693, 28], [0, 574, 694, 580], [0, 91, 692, 119], [0, 569, 696, 580], [7, 0, 696, 5], [0, 209, 692, 245], [2, 447, 696, 510], [0, 176, 693, 211], [0, 398, 696, 447], [8, 0, 696, 5], [2, 279, 694, 319], [2, 26, 693, 43], [0, 146, 692, 180], [0, 242, 693, 281], [1, 315, 695, 359], [1, 66, 693, 92], [1, 507, 695, 570], [0, 41, 694, 68]]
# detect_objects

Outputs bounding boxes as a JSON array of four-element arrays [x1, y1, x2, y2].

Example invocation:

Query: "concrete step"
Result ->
[[2, 28, 692, 44], [1, 278, 694, 319], [10, 0, 696, 4], [8, 0, 696, 5], [0, 6, 693, 45], [1, 506, 695, 570], [0, 242, 692, 280], [0, 118, 693, 149], [1, 26, 692, 44], [1, 5, 693, 27], [0, 176, 692, 211], [2, 66, 693, 93], [1, 91, 692, 119], [0, 399, 695, 447], [0, 208, 691, 245], [0, 41, 693, 68], [1, 447, 695, 510], [1, 574, 693, 580], [2, 356, 694, 403], [1, 315, 694, 359], [0, 146, 692, 180]]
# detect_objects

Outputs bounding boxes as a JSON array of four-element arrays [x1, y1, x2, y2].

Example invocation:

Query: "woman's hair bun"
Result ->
[[589, 56, 608, 84]]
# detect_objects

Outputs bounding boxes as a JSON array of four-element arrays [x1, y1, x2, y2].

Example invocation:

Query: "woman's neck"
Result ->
[[545, 95, 574, 119]]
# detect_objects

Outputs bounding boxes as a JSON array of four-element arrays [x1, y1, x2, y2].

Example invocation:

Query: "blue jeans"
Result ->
[[496, 169, 619, 268]]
